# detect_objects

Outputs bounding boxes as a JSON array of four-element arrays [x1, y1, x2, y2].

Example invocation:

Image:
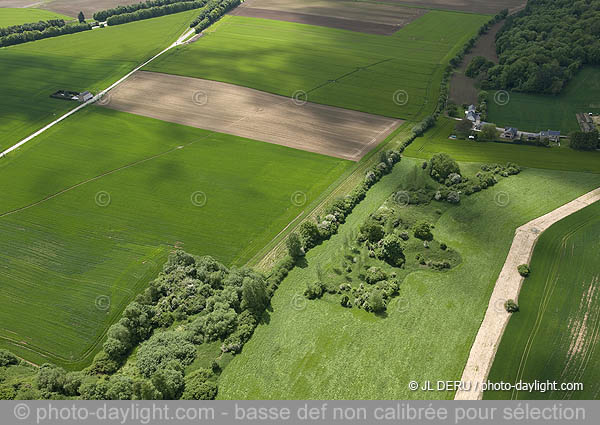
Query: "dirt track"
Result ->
[[455, 188, 600, 400], [0, 0, 144, 17], [231, 0, 427, 35], [102, 71, 402, 161], [375, 0, 527, 15]]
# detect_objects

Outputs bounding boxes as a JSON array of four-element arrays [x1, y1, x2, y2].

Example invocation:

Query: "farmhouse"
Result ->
[[501, 127, 518, 139], [540, 130, 561, 142], [465, 104, 481, 123]]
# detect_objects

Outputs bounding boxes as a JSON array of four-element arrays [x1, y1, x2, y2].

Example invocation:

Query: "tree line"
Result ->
[[191, 0, 241, 33], [481, 0, 600, 94], [93, 0, 199, 21], [0, 19, 66, 37], [106, 0, 208, 26], [0, 22, 91, 48]]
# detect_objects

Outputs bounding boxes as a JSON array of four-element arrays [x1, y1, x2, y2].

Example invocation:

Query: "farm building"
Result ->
[[501, 127, 518, 139], [78, 91, 93, 102], [465, 105, 481, 123], [540, 130, 561, 142]]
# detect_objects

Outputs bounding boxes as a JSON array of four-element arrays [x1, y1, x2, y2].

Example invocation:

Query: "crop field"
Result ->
[[0, 1, 144, 18], [0, 9, 198, 152], [0, 8, 70, 27], [0, 107, 352, 368], [367, 0, 526, 14], [404, 118, 600, 173], [145, 12, 490, 120], [230, 0, 427, 35], [102, 71, 402, 161], [486, 201, 600, 400], [488, 67, 600, 134], [217, 159, 600, 399]]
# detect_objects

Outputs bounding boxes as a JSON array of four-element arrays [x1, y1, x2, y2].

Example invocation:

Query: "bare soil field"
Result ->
[[102, 71, 402, 161], [230, 0, 427, 35], [374, 0, 526, 15], [449, 20, 502, 105], [0, 0, 144, 17]]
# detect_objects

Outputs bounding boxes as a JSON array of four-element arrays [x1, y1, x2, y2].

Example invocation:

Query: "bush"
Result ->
[[365, 267, 387, 285], [181, 368, 217, 400], [379, 234, 405, 267], [368, 291, 386, 313], [413, 222, 433, 241], [505, 299, 519, 313], [517, 264, 530, 277], [304, 281, 325, 300], [0, 349, 19, 367], [286, 232, 304, 259], [359, 221, 385, 243], [428, 153, 460, 183], [136, 331, 196, 377]]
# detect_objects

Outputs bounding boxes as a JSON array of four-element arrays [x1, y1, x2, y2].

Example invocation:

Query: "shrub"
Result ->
[[0, 349, 19, 367], [286, 232, 304, 259], [505, 299, 519, 313], [413, 222, 433, 241], [182, 368, 218, 400], [368, 291, 386, 313], [517, 264, 530, 277], [365, 267, 387, 285], [359, 221, 385, 244], [136, 331, 196, 377], [379, 234, 405, 267], [428, 153, 460, 183], [304, 281, 325, 299]]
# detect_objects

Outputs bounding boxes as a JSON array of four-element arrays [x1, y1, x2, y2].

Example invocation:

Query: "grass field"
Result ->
[[217, 158, 600, 399], [0, 107, 352, 368], [145, 12, 489, 120], [488, 67, 600, 134], [0, 9, 198, 151], [0, 8, 71, 27], [404, 118, 600, 173], [485, 201, 600, 400]]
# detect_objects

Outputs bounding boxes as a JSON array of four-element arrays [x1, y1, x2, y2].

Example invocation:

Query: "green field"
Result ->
[[404, 118, 600, 173], [0, 9, 198, 151], [217, 159, 600, 399], [0, 8, 70, 27], [0, 107, 352, 368], [486, 201, 600, 400], [488, 67, 600, 134], [145, 12, 489, 120]]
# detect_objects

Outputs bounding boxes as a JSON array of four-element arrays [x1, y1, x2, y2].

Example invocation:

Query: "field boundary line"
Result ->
[[455, 186, 600, 400], [0, 27, 195, 158]]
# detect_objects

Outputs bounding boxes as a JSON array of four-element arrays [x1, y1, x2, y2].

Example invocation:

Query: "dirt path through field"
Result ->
[[101, 71, 402, 161], [455, 187, 600, 400]]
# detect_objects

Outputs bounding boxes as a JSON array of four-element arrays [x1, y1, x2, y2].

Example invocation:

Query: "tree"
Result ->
[[359, 221, 385, 243], [428, 153, 460, 182], [298, 221, 321, 249], [106, 375, 134, 400], [181, 368, 218, 400], [505, 299, 519, 313], [286, 232, 304, 259], [455, 118, 473, 138], [136, 331, 196, 377], [241, 276, 268, 316], [570, 130, 599, 151], [37, 364, 66, 393], [368, 290, 386, 313], [78, 11, 86, 23], [380, 234, 405, 267], [517, 264, 530, 277], [414, 222, 433, 241], [152, 368, 184, 400], [479, 124, 498, 142], [0, 349, 19, 367]]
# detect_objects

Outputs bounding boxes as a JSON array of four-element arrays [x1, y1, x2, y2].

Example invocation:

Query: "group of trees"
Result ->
[[569, 130, 600, 150], [465, 55, 495, 78], [190, 0, 241, 33], [93, 0, 199, 21], [0, 19, 66, 37], [481, 0, 600, 94], [0, 20, 90, 47], [106, 0, 208, 25]]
